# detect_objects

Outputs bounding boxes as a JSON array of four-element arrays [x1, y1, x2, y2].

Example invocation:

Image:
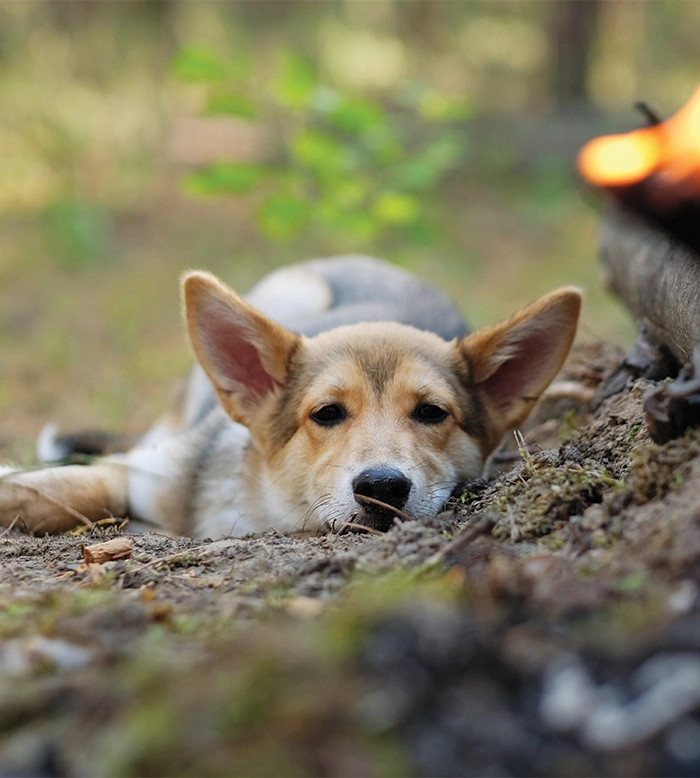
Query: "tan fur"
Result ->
[[231, 324, 486, 530], [0, 463, 128, 534], [183, 284, 581, 533]]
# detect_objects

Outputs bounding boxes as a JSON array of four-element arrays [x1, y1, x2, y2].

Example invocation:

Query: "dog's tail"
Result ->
[[37, 423, 138, 463]]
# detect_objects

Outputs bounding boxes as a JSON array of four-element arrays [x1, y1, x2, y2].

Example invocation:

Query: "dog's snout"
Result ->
[[352, 467, 412, 510]]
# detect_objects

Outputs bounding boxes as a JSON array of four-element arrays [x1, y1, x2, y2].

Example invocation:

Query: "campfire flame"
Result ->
[[578, 86, 700, 193]]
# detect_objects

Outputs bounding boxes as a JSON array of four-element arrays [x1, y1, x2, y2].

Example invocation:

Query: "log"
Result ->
[[599, 202, 700, 442], [82, 536, 133, 565], [600, 201, 700, 367]]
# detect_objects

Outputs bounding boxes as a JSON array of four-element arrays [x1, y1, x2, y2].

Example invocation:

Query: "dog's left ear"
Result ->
[[183, 271, 301, 425], [458, 287, 582, 453]]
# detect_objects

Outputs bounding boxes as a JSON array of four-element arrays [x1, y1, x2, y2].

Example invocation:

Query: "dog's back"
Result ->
[[251, 256, 468, 338]]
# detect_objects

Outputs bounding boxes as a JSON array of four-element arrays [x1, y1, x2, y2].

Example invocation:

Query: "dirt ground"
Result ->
[[3, 342, 700, 777]]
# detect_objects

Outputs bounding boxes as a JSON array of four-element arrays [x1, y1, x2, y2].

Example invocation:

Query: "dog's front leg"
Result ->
[[0, 462, 129, 533]]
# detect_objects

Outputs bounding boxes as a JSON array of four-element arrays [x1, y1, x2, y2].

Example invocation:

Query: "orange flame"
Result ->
[[578, 86, 700, 191]]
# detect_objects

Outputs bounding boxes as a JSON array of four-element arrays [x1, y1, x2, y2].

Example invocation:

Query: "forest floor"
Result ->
[[3, 341, 700, 777]]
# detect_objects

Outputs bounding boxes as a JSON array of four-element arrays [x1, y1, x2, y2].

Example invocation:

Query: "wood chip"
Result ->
[[82, 536, 133, 565]]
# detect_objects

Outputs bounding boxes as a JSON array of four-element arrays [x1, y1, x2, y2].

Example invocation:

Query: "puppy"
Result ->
[[0, 256, 580, 537]]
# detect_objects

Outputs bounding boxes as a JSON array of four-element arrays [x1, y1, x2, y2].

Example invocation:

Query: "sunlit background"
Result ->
[[1, 0, 698, 461]]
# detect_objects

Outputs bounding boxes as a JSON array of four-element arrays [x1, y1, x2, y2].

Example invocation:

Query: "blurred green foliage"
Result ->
[[176, 48, 470, 249], [43, 199, 112, 268]]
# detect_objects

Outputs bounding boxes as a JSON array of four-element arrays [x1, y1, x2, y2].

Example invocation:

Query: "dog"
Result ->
[[0, 256, 581, 537]]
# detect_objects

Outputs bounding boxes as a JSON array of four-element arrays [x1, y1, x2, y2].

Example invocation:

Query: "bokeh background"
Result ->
[[1, 0, 698, 461]]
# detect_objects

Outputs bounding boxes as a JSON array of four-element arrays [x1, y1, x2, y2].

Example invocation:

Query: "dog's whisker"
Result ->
[[317, 462, 353, 473], [294, 494, 335, 534], [317, 500, 355, 535], [318, 504, 350, 534], [406, 462, 430, 474]]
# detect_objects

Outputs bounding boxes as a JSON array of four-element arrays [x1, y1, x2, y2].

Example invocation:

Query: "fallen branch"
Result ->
[[82, 536, 133, 565]]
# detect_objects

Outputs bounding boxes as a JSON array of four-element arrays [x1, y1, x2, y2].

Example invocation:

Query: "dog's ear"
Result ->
[[182, 271, 301, 425], [458, 287, 582, 453]]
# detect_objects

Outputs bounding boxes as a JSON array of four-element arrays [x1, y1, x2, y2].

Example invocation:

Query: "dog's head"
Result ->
[[183, 272, 581, 533]]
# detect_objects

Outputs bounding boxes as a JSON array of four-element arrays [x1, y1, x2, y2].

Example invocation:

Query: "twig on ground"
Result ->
[[354, 493, 412, 523], [337, 521, 383, 536], [82, 536, 134, 564], [70, 517, 129, 536]]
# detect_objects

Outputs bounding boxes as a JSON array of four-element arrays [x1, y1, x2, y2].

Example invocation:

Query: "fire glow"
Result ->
[[578, 86, 700, 196]]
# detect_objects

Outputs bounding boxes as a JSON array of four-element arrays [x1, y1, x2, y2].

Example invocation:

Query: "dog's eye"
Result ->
[[310, 404, 347, 427], [413, 403, 449, 424]]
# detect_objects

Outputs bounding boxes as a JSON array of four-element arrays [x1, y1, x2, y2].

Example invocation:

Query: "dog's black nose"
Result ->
[[352, 467, 412, 511]]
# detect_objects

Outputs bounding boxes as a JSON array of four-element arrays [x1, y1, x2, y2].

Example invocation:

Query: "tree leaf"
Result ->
[[373, 192, 420, 224], [326, 97, 384, 135], [391, 159, 441, 191], [292, 129, 344, 175], [256, 194, 310, 238], [321, 207, 377, 241], [205, 93, 258, 120], [172, 48, 227, 83], [185, 163, 266, 195], [273, 52, 318, 109]]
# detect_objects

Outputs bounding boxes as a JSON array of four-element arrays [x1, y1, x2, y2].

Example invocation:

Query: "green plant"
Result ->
[[173, 48, 471, 250]]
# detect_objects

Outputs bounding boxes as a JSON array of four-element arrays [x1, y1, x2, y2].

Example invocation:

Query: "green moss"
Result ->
[[558, 408, 580, 441], [626, 424, 642, 442], [470, 453, 622, 544], [542, 534, 565, 550], [591, 531, 615, 549], [614, 572, 645, 594], [613, 427, 700, 510], [163, 552, 191, 570], [449, 487, 480, 506]]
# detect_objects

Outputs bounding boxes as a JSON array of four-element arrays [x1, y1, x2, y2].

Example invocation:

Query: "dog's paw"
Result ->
[[0, 464, 129, 534], [0, 469, 65, 533]]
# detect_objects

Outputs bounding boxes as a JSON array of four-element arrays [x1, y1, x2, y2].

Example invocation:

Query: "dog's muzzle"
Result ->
[[352, 466, 412, 532]]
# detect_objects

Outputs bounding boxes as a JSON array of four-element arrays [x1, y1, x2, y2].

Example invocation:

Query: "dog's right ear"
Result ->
[[458, 287, 582, 454], [182, 271, 301, 425]]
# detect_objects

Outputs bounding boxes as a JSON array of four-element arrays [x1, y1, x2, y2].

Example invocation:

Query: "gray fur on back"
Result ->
[[295, 256, 468, 339]]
